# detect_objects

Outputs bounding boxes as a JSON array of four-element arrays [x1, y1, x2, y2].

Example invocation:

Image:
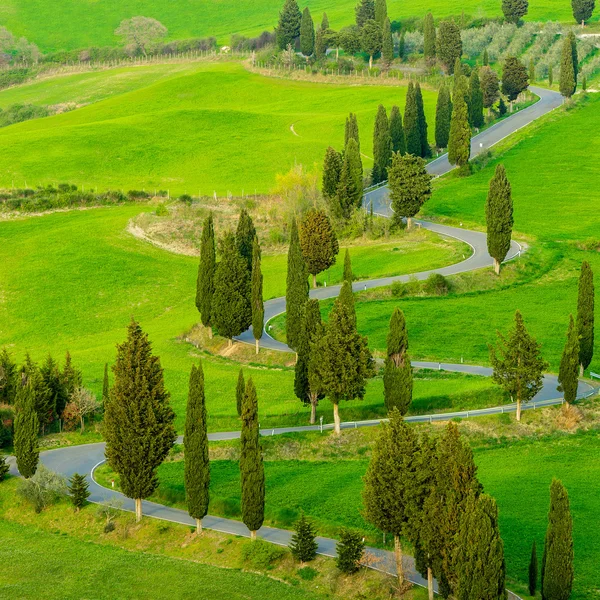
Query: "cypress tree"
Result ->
[[102, 362, 110, 408], [336, 151, 359, 220], [322, 146, 343, 211], [40, 354, 61, 425], [374, 0, 387, 26], [236, 369, 245, 417], [482, 48, 489, 66], [559, 31, 577, 98], [436, 20, 462, 73], [423, 12, 436, 61], [240, 378, 265, 540], [355, 0, 376, 28], [236, 208, 256, 274], [485, 164, 514, 275], [277, 0, 302, 50], [345, 137, 364, 207], [529, 540, 538, 597], [502, 0, 529, 24], [315, 28, 326, 60], [572, 0, 596, 23], [415, 83, 430, 157], [0, 348, 17, 404], [196, 213, 216, 338], [372, 104, 392, 184], [469, 69, 484, 128], [251, 238, 264, 354], [481, 66, 500, 110], [212, 232, 252, 344], [576, 261, 594, 375], [184, 362, 210, 533], [361, 19, 382, 69], [22, 356, 53, 432], [61, 350, 82, 398], [321, 12, 329, 30], [448, 86, 471, 167], [389, 105, 406, 155], [381, 17, 394, 63], [345, 113, 360, 152], [68, 473, 90, 511], [0, 454, 9, 481], [435, 81, 452, 150], [299, 209, 339, 288], [404, 82, 421, 156], [300, 7, 315, 56], [489, 310, 548, 421], [383, 308, 413, 414], [104, 320, 176, 521], [557, 314, 580, 404], [290, 513, 319, 562], [343, 248, 353, 282], [548, 64, 553, 87], [286, 217, 309, 350], [541, 479, 574, 600], [14, 383, 39, 479], [398, 31, 406, 60]]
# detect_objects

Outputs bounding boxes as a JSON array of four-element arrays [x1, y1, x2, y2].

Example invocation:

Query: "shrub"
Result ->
[[0, 405, 14, 448], [178, 194, 193, 205], [155, 203, 168, 216], [297, 566, 318, 581], [424, 273, 450, 296], [290, 514, 318, 563], [335, 528, 364, 574], [241, 539, 286, 570], [17, 464, 67, 513], [391, 281, 406, 297]]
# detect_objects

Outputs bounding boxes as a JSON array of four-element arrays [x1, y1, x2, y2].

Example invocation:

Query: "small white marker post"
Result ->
[[320, 416, 323, 433]]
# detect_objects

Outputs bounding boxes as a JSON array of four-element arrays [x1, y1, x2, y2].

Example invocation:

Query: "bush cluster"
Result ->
[[241, 539, 286, 570]]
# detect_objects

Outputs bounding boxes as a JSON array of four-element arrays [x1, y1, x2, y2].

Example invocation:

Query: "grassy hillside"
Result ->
[[0, 0, 583, 52], [0, 62, 436, 195]]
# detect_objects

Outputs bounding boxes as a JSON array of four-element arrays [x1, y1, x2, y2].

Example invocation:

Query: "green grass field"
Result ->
[[0, 0, 585, 52], [0, 61, 436, 195]]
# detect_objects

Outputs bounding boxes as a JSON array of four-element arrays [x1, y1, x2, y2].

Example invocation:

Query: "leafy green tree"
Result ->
[[448, 86, 471, 167], [290, 513, 319, 562], [345, 137, 364, 206], [338, 26, 362, 55], [388, 153, 432, 229], [529, 540, 538, 597], [345, 113, 360, 152], [300, 7, 315, 56], [286, 218, 309, 350], [299, 209, 339, 288], [355, 0, 376, 28], [559, 31, 577, 98], [184, 362, 210, 533], [102, 363, 110, 408], [502, 0, 529, 23], [114, 17, 167, 56], [383, 309, 413, 414], [485, 164, 514, 275], [336, 528, 364, 573], [240, 378, 265, 540], [196, 213, 216, 337], [502, 56, 529, 103], [469, 68, 484, 128], [480, 66, 500, 110], [0, 349, 17, 404], [104, 320, 176, 521], [322, 146, 343, 208], [557, 315, 580, 404], [423, 12, 436, 61], [251, 238, 264, 353], [14, 383, 39, 479], [489, 310, 548, 421], [404, 82, 421, 156], [277, 0, 302, 49], [389, 105, 405, 155], [436, 20, 462, 73], [415, 83, 430, 157], [372, 104, 392, 184], [68, 473, 90, 511], [374, 0, 388, 26], [572, 0, 596, 23], [381, 17, 393, 63], [577, 261, 594, 375], [343, 249, 353, 282], [236, 369, 245, 418], [541, 479, 574, 600], [361, 19, 382, 69], [236, 209, 257, 273], [435, 81, 452, 149]]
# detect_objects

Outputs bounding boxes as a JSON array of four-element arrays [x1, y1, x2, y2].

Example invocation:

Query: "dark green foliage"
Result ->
[[404, 82, 421, 156], [251, 238, 264, 346], [398, 32, 406, 60], [361, 19, 382, 68], [388, 153, 432, 227], [345, 137, 364, 206], [582, 75, 587, 91], [577, 261, 594, 372], [345, 113, 360, 152], [40, 355, 62, 423], [423, 12, 436, 61], [290, 513, 318, 562], [299, 209, 339, 285], [389, 106, 405, 155], [381, 18, 393, 63], [424, 273, 449, 296], [102, 363, 110, 408], [436, 20, 462, 73], [104, 320, 176, 504], [235, 209, 257, 273], [336, 151, 359, 220], [338, 26, 362, 55], [321, 12, 329, 29], [502, 56, 529, 102], [502, 0, 529, 23], [529, 540, 538, 597], [286, 218, 309, 350], [469, 69, 484, 128], [14, 382, 39, 479], [20, 356, 53, 432], [541, 480, 574, 600], [558, 315, 580, 404], [184, 362, 210, 528], [383, 309, 412, 414], [236, 369, 245, 418], [62, 350, 81, 403], [480, 66, 500, 109], [435, 82, 452, 149], [276, 0, 302, 49], [0, 454, 9, 480], [374, 0, 387, 26], [482, 48, 489, 66], [212, 232, 252, 341], [529, 58, 535, 83], [498, 98, 507, 115], [68, 473, 90, 511], [485, 164, 513, 272], [572, 0, 596, 22], [0, 349, 17, 404], [240, 378, 265, 535], [336, 528, 364, 573], [455, 493, 506, 600], [343, 249, 353, 282], [415, 83, 430, 157], [372, 104, 392, 184], [196, 213, 216, 330], [448, 85, 471, 167], [300, 8, 315, 56], [294, 300, 322, 407], [322, 146, 343, 205], [355, 0, 375, 28], [559, 32, 577, 98], [548, 64, 553, 86], [314, 28, 326, 59]]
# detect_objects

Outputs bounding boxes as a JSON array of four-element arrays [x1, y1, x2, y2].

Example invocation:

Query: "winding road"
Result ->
[[8, 85, 587, 596]]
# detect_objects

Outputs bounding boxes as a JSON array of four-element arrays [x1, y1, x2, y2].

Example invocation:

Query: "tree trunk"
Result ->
[[516, 397, 522, 422], [80, 415, 85, 433], [208, 326, 213, 340], [313, 274, 317, 289], [427, 567, 434, 600], [250, 530, 257, 541], [135, 498, 143, 522], [333, 403, 341, 435], [196, 518, 203, 534], [394, 535, 405, 586], [407, 217, 412, 230], [255, 338, 259, 355], [580, 363, 584, 377], [369, 55, 373, 69], [310, 400, 317, 425], [228, 338, 233, 348], [493, 257, 500, 275]]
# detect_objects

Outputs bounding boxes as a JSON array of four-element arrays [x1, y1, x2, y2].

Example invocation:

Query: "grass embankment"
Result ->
[[0, 61, 437, 194]]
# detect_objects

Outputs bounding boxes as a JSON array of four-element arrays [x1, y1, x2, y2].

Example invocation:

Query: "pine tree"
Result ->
[[374, 0, 387, 26], [558, 315, 580, 404], [502, 56, 529, 103], [372, 104, 392, 183], [336, 528, 365, 573], [14, 382, 39, 478], [361, 19, 382, 69], [345, 112, 360, 152], [404, 82, 421, 156], [423, 12, 436, 61], [300, 7, 315, 56], [322, 146, 343, 209], [236, 209, 257, 274], [572, 0, 596, 23], [343, 248, 353, 282], [485, 164, 514, 274], [577, 261, 594, 375], [184, 362, 210, 533], [469, 69, 484, 128], [502, 0, 529, 24], [489, 310, 548, 421], [381, 17, 394, 63], [68, 473, 90, 511], [196, 213, 216, 337], [286, 217, 309, 350], [321, 12, 329, 30], [290, 513, 319, 562], [355, 0, 375, 28], [541, 479, 574, 600], [277, 0, 302, 49], [415, 83, 430, 157], [435, 81, 452, 150], [0, 348, 17, 405], [480, 66, 500, 110], [345, 137, 364, 206], [102, 363, 110, 408], [388, 153, 432, 229], [383, 309, 413, 414], [455, 493, 506, 600], [299, 209, 339, 288], [389, 105, 406, 155], [251, 238, 264, 354], [448, 85, 471, 167], [529, 540, 538, 597], [436, 20, 462, 73], [236, 369, 245, 417], [559, 31, 577, 98], [240, 378, 265, 540], [0, 454, 9, 481], [104, 320, 176, 521]]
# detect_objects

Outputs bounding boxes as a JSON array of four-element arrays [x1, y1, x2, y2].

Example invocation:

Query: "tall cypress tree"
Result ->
[[240, 378, 265, 540], [184, 362, 209, 533], [14, 382, 39, 479], [300, 7, 315, 56], [374, 0, 387, 26], [559, 32, 576, 98], [572, 0, 596, 23], [337, 151, 359, 220], [102, 362, 110, 408], [404, 82, 421, 156], [286, 217, 309, 351], [448, 84, 471, 167], [345, 137, 364, 207], [355, 0, 376, 28], [469, 69, 484, 128], [0, 348, 17, 405], [196, 213, 216, 338], [381, 17, 393, 63], [322, 146, 343, 208], [104, 320, 176, 521], [236, 209, 256, 274], [529, 540, 538, 597], [383, 308, 413, 414], [345, 113, 360, 152], [485, 164, 513, 275], [389, 105, 406, 155], [542, 479, 574, 600], [577, 261, 594, 375], [21, 356, 53, 432], [236, 369, 245, 418], [251, 238, 264, 354], [321, 12, 329, 30], [558, 314, 580, 404], [502, 0, 529, 23], [423, 12, 436, 61], [343, 248, 353, 282], [372, 104, 392, 184], [415, 83, 430, 157], [435, 81, 452, 150], [436, 20, 462, 73], [276, 0, 302, 50]]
